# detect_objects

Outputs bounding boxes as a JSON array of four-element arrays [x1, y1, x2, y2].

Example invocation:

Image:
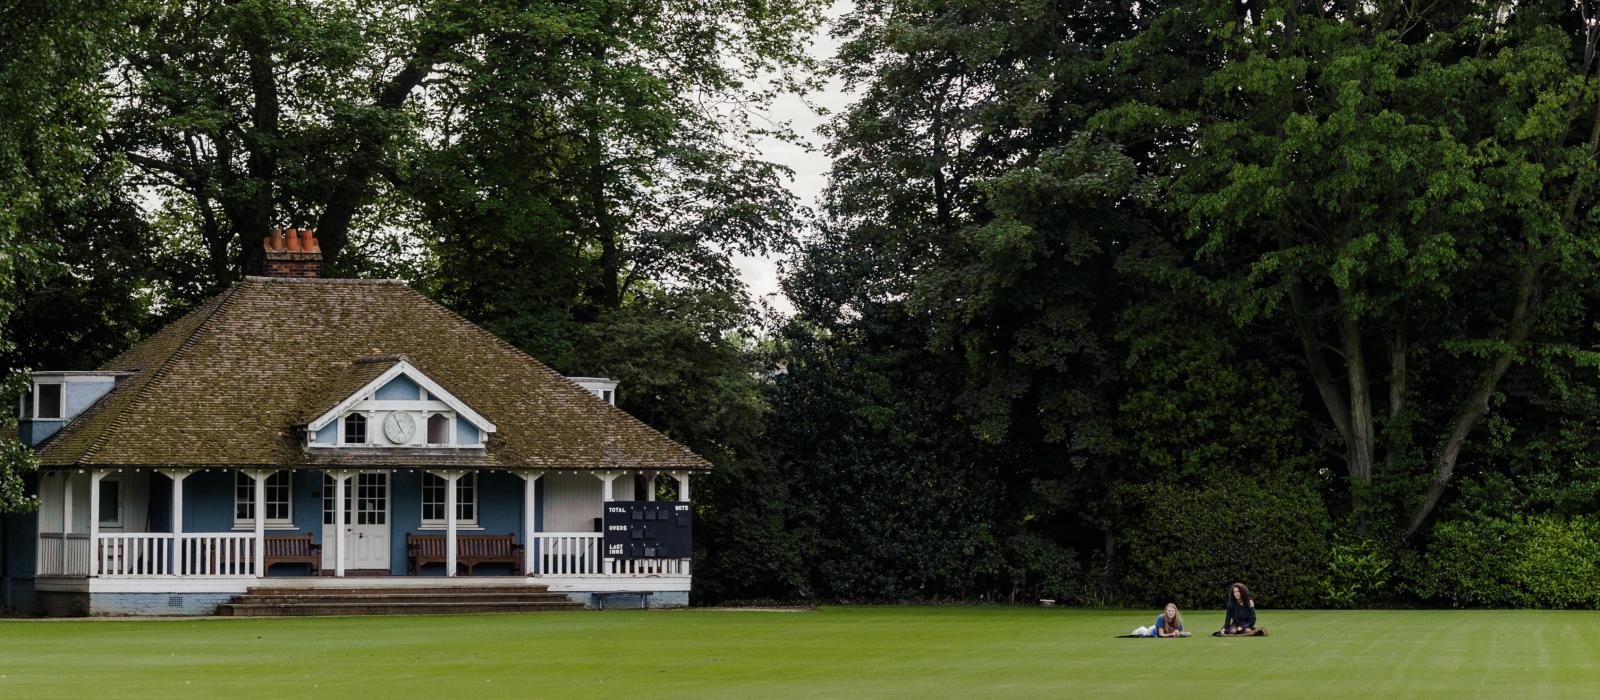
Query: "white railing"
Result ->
[[177, 533, 257, 577], [98, 533, 174, 577], [48, 530, 686, 579], [530, 533, 690, 577], [37, 533, 91, 576], [533, 533, 603, 575], [87, 533, 256, 577]]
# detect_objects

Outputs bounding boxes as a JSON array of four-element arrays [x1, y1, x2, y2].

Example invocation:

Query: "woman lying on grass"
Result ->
[[1132, 603, 1190, 637], [1219, 582, 1264, 636], [1155, 603, 1190, 637]]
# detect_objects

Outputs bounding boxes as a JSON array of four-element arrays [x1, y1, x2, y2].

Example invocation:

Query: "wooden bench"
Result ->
[[263, 534, 321, 575], [407, 533, 524, 576]]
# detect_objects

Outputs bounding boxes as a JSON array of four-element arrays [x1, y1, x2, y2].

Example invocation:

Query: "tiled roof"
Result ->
[[294, 358, 397, 425], [37, 277, 709, 471]]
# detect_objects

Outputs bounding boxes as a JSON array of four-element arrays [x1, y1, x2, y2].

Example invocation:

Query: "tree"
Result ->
[[105, 0, 479, 289], [1135, 1, 1600, 535], [0, 0, 137, 512]]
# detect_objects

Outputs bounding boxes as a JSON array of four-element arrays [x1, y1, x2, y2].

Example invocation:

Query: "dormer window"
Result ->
[[343, 414, 367, 444], [305, 359, 494, 449], [427, 414, 449, 444], [568, 377, 619, 406], [35, 383, 63, 419]]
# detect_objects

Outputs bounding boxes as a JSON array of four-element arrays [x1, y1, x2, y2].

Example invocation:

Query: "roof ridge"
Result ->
[[398, 286, 708, 468], [242, 275, 408, 285], [76, 283, 247, 465], [354, 353, 409, 364]]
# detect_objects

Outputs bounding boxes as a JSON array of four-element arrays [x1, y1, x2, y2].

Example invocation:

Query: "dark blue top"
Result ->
[[1224, 598, 1256, 628], [1154, 615, 1183, 633]]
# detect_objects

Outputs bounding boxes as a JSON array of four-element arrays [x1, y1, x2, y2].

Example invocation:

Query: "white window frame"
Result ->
[[341, 413, 368, 445], [33, 382, 64, 420], [424, 412, 455, 446], [233, 471, 296, 530], [97, 475, 124, 527], [420, 472, 481, 530]]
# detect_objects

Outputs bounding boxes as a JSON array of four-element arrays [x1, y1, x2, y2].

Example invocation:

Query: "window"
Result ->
[[426, 414, 450, 444], [36, 383, 63, 419], [602, 390, 614, 405], [421, 472, 478, 527], [343, 413, 367, 444], [235, 471, 293, 526], [323, 473, 388, 526], [98, 477, 122, 526]]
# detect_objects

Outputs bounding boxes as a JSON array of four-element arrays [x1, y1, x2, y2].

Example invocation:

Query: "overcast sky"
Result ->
[[734, 3, 852, 316]]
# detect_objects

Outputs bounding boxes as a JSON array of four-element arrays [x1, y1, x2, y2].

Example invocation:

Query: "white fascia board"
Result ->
[[305, 360, 497, 434]]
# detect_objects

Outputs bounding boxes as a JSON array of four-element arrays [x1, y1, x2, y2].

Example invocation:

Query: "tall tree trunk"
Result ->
[[238, 23, 279, 276], [586, 37, 619, 310], [1289, 283, 1376, 528], [1335, 286, 1375, 534]]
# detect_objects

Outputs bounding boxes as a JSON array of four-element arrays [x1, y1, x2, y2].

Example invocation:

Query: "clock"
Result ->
[[382, 411, 416, 444]]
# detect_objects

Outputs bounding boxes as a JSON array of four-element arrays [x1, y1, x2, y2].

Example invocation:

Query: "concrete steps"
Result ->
[[215, 585, 585, 617]]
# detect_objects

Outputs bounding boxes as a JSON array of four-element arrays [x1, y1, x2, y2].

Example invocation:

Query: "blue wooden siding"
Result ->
[[311, 423, 336, 444], [19, 381, 119, 447], [65, 381, 114, 417], [1, 475, 40, 612], [388, 470, 420, 575], [390, 470, 535, 576], [455, 417, 479, 444], [3, 510, 39, 580], [154, 469, 536, 576], [375, 375, 421, 400], [19, 420, 65, 446], [178, 470, 319, 537]]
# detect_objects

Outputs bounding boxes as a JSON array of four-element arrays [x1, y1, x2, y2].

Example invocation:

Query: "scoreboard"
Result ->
[[602, 501, 692, 559]]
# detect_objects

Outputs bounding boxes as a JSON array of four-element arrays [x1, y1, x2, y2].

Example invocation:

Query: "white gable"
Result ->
[[306, 360, 497, 437]]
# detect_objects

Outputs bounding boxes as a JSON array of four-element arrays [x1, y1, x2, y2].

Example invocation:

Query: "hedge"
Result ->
[[1119, 474, 1330, 609], [1411, 514, 1600, 608]]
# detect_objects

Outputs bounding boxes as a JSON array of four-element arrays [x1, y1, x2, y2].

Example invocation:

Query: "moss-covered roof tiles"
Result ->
[[36, 277, 709, 471]]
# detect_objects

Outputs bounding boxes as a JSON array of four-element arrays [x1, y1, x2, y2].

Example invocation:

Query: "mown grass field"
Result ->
[[1, 606, 1597, 698]]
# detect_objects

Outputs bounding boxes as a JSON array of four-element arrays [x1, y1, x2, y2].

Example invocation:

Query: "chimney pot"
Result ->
[[258, 225, 324, 278]]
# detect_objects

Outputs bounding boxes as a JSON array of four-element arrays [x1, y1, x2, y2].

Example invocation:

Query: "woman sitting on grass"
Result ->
[[1220, 582, 1261, 636], [1155, 603, 1190, 637]]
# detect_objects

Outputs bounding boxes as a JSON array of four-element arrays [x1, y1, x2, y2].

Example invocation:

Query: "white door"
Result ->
[[322, 472, 390, 571]]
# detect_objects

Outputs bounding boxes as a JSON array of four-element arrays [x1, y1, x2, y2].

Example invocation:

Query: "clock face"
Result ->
[[382, 411, 416, 444]]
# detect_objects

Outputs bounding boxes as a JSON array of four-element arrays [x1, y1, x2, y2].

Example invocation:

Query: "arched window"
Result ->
[[343, 413, 367, 444], [427, 414, 449, 444]]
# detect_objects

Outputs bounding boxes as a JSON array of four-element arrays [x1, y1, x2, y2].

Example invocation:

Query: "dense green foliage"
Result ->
[[4, 609, 1600, 697], [1121, 476, 1330, 609], [8, 0, 1600, 606], [762, 0, 1600, 606], [1413, 514, 1600, 608]]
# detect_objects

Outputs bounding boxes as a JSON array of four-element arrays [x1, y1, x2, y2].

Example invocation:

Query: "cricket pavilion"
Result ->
[[2, 228, 705, 616]]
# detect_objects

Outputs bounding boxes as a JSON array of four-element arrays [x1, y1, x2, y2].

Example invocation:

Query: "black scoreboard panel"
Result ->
[[603, 501, 692, 559]]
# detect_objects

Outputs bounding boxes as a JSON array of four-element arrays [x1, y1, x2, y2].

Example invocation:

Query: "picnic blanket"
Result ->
[[1212, 628, 1268, 637]]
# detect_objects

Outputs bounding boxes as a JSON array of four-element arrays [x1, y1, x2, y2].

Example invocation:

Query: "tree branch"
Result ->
[[1289, 282, 1353, 445], [314, 14, 470, 273]]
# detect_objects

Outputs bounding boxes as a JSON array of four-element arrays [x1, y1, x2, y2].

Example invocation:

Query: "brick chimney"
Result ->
[[262, 227, 322, 278]]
